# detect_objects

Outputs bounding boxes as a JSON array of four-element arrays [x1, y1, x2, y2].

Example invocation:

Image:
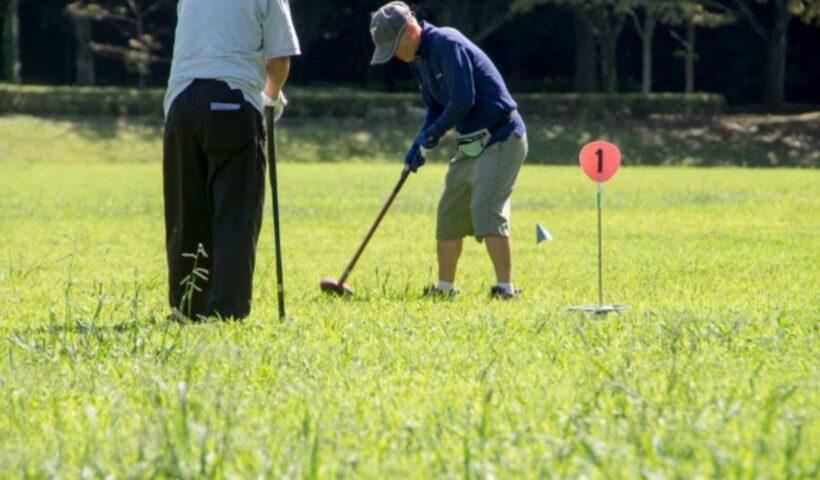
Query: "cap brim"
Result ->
[[370, 40, 400, 65], [370, 23, 407, 65]]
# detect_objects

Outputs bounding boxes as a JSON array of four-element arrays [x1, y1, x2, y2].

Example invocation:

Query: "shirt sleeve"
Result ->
[[420, 86, 444, 133], [263, 0, 302, 59], [424, 41, 476, 140]]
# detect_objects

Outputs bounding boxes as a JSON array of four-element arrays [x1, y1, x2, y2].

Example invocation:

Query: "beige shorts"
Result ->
[[436, 132, 528, 241]]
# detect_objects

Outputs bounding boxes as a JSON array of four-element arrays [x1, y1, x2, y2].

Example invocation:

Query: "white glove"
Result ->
[[262, 90, 288, 122]]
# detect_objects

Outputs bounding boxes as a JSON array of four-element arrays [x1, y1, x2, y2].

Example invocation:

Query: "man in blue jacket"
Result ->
[[370, 2, 528, 299]]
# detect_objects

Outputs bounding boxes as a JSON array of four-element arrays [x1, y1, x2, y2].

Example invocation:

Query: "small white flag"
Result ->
[[536, 224, 553, 244]]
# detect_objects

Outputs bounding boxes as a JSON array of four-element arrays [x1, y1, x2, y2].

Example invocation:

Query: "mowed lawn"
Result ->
[[0, 116, 818, 478]]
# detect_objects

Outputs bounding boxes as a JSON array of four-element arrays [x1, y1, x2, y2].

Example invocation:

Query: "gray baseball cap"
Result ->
[[370, 2, 415, 65]]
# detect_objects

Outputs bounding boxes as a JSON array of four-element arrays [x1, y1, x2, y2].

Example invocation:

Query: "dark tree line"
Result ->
[[1, 0, 819, 105]]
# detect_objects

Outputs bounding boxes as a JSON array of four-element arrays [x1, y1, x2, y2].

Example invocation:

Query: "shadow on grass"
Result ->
[[11, 112, 817, 167], [523, 114, 820, 167], [62, 115, 164, 142], [274, 114, 820, 167]]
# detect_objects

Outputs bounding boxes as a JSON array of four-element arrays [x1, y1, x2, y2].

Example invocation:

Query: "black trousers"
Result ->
[[163, 80, 265, 320]]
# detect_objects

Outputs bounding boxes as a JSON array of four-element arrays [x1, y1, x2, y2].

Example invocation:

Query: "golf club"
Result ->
[[265, 106, 286, 322], [321, 166, 411, 296]]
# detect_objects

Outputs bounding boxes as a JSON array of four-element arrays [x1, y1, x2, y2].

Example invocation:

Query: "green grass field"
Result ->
[[0, 115, 818, 478]]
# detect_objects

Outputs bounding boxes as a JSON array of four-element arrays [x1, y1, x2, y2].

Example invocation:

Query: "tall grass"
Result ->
[[0, 125, 817, 477]]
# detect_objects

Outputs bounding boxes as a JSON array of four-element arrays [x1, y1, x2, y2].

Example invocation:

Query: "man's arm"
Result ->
[[264, 57, 291, 100], [424, 42, 476, 141], [420, 86, 444, 134], [405, 71, 444, 172], [262, 0, 300, 118]]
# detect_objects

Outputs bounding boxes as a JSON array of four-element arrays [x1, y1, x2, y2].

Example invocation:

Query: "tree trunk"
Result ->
[[574, 10, 599, 92], [72, 14, 96, 85], [596, 8, 623, 94], [135, 9, 147, 89], [600, 36, 618, 93], [685, 19, 695, 94], [3, 0, 21, 83], [640, 13, 658, 94], [763, 1, 789, 106]]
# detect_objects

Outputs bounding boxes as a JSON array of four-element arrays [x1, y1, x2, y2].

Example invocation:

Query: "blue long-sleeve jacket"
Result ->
[[410, 22, 525, 146]]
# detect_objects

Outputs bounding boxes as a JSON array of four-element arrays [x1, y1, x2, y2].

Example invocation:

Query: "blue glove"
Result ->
[[404, 143, 426, 173], [404, 131, 438, 173]]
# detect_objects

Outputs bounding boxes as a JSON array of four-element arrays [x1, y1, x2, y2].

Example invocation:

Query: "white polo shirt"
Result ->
[[164, 0, 301, 116]]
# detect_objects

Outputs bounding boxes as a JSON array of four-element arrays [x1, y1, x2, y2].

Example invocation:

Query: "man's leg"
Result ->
[[472, 133, 528, 295], [163, 85, 213, 319], [484, 235, 511, 283], [206, 147, 265, 319], [199, 81, 265, 319], [434, 156, 475, 291], [437, 239, 463, 283]]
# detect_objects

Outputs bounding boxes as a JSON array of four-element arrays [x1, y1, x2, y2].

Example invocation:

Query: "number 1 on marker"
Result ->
[[596, 148, 603, 173]]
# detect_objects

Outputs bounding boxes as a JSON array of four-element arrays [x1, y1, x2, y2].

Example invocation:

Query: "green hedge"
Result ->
[[0, 84, 167, 116], [0, 84, 725, 118]]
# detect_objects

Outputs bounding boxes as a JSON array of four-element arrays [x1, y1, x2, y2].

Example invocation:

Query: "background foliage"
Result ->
[[0, 0, 818, 105]]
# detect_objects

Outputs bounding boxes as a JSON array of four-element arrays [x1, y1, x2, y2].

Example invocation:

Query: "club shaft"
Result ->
[[338, 168, 411, 284], [597, 182, 603, 307], [266, 107, 286, 322]]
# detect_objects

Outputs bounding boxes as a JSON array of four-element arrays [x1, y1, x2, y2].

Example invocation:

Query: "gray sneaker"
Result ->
[[490, 286, 521, 300]]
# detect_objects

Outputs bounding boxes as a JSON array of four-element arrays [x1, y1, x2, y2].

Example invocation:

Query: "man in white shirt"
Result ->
[[163, 0, 300, 321]]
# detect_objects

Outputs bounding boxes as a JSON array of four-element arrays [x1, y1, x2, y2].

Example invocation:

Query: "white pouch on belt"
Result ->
[[456, 128, 490, 157]]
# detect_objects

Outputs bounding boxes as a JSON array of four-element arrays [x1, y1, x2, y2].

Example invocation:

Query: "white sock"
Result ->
[[436, 280, 455, 292], [496, 282, 515, 294]]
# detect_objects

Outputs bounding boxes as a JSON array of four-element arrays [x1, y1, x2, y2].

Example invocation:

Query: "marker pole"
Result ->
[[597, 182, 603, 308]]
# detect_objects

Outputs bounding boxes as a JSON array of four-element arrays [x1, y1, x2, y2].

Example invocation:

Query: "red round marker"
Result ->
[[579, 141, 621, 183]]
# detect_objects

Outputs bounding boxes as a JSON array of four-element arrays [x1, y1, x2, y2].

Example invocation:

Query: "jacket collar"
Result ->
[[417, 21, 435, 59]]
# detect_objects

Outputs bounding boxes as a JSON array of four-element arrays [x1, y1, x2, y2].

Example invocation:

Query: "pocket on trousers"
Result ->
[[203, 97, 256, 154]]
